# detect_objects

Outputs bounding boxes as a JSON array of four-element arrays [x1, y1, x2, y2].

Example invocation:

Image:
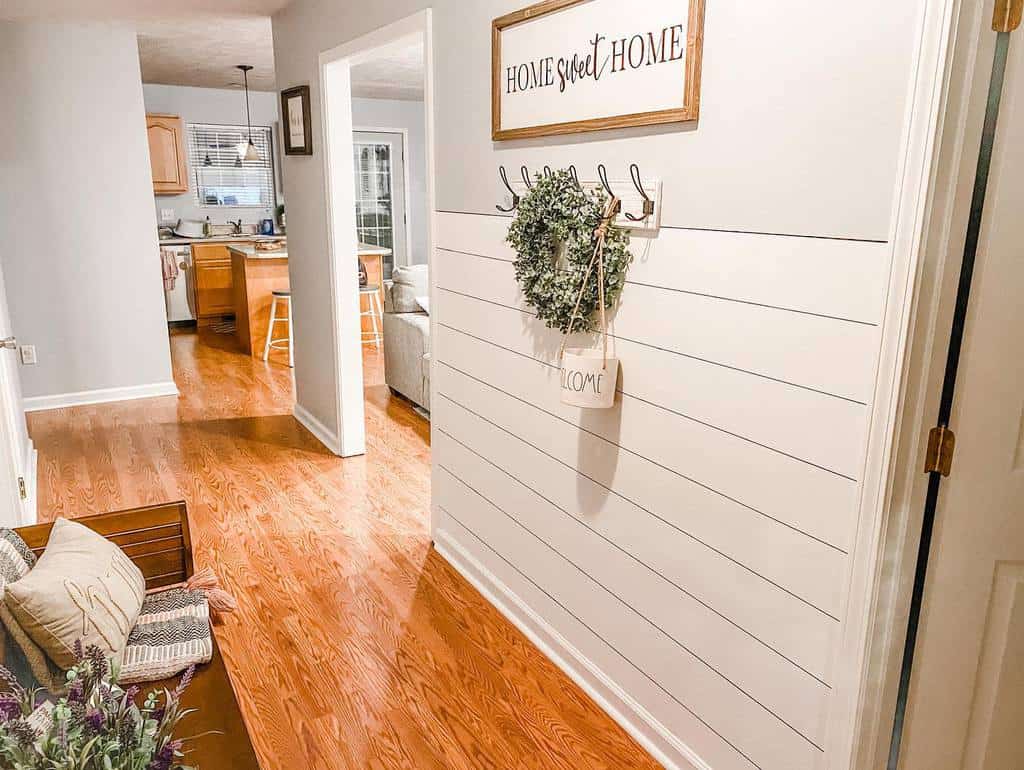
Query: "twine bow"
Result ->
[[559, 195, 620, 369]]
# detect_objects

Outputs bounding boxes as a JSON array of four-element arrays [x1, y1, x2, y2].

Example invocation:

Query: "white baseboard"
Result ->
[[23, 381, 179, 412], [434, 529, 706, 770], [293, 403, 341, 455]]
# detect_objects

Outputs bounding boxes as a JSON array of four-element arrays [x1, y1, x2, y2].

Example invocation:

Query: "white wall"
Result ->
[[142, 84, 282, 228], [0, 21, 175, 406], [352, 97, 428, 264], [272, 2, 935, 768]]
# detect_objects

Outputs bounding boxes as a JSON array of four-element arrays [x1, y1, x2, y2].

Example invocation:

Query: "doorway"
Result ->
[[319, 10, 435, 465]]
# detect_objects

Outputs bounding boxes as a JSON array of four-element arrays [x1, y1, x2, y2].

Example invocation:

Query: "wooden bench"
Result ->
[[16, 502, 261, 770]]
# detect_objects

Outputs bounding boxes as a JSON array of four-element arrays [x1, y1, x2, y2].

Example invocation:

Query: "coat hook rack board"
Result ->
[[498, 167, 663, 233]]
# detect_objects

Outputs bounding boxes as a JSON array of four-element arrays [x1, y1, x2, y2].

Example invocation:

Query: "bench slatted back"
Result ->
[[16, 501, 194, 590]]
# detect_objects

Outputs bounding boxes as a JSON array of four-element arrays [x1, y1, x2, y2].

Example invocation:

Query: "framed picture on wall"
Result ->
[[492, 0, 705, 141], [280, 85, 313, 155]]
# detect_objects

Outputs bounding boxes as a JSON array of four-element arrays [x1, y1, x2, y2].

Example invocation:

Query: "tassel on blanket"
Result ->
[[147, 566, 238, 621], [185, 566, 239, 617]]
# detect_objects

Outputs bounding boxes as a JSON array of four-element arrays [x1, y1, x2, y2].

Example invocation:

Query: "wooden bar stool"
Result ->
[[263, 290, 294, 367], [360, 284, 383, 347]]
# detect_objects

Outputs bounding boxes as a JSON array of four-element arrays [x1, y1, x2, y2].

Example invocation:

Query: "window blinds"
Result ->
[[187, 123, 275, 208]]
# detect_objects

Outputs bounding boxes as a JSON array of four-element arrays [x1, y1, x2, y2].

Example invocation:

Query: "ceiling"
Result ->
[[1, 2, 424, 100], [350, 40, 425, 101], [137, 18, 277, 91], [0, 0, 291, 20]]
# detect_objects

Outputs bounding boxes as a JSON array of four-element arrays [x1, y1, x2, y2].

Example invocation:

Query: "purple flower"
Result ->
[[0, 694, 20, 721], [147, 738, 181, 770], [85, 708, 104, 733], [171, 665, 194, 700], [68, 678, 84, 703]]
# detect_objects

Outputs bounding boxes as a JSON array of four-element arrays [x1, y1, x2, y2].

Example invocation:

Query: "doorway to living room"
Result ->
[[319, 11, 435, 469]]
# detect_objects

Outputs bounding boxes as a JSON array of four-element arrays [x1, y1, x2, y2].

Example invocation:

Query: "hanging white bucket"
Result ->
[[560, 348, 619, 409]]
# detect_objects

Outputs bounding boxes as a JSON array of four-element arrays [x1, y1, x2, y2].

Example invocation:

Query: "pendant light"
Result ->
[[236, 65, 260, 162]]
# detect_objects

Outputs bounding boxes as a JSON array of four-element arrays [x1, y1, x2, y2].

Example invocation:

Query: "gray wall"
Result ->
[[0, 21, 174, 403], [352, 97, 428, 264], [272, 3, 928, 767], [142, 83, 282, 229]]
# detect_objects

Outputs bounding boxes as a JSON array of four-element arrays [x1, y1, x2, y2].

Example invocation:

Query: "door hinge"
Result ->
[[924, 425, 956, 476], [17, 477, 26, 500]]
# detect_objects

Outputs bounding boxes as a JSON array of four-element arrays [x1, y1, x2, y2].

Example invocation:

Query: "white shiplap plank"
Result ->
[[435, 304, 861, 552], [436, 211, 891, 324], [436, 426, 833, 743], [435, 249, 879, 405], [433, 346, 849, 617], [436, 248, 871, 476], [436, 372, 841, 683], [437, 477, 824, 770], [437, 513, 759, 770]]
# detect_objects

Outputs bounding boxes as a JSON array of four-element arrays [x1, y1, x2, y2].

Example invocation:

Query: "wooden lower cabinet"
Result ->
[[193, 243, 244, 322]]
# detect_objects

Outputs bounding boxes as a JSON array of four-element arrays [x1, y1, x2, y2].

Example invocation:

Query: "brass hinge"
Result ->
[[924, 425, 956, 476], [17, 477, 26, 500], [994, 0, 1022, 32]]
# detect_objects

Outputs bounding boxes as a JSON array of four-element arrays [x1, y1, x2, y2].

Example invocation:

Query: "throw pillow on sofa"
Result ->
[[5, 518, 146, 670]]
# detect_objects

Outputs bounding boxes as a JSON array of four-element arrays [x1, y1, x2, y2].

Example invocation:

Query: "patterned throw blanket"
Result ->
[[0, 528, 212, 690], [120, 587, 213, 684]]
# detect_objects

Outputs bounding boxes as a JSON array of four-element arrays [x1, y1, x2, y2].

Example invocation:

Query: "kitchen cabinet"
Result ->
[[147, 114, 188, 195], [193, 243, 243, 322]]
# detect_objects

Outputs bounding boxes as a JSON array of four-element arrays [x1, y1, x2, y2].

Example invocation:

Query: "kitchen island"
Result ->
[[229, 243, 289, 359]]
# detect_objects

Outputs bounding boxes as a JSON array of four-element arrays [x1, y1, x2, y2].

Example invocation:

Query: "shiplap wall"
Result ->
[[432, 211, 893, 770], [270, 0, 933, 765]]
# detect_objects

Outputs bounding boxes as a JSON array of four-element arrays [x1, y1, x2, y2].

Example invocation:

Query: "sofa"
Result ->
[[383, 264, 430, 412]]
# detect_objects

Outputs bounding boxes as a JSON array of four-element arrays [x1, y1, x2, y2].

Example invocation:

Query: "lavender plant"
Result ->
[[0, 642, 196, 770]]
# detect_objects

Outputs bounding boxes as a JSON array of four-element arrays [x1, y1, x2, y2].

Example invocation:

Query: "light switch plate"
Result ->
[[19, 345, 36, 365], [160, 208, 176, 222]]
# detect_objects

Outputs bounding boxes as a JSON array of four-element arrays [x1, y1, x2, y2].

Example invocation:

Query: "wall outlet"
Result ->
[[160, 208, 176, 222], [19, 346, 36, 365]]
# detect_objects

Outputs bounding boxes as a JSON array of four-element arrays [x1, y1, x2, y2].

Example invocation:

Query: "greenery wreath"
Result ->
[[507, 169, 631, 334]]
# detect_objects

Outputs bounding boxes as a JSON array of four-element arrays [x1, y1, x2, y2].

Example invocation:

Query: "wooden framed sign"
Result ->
[[492, 0, 705, 141]]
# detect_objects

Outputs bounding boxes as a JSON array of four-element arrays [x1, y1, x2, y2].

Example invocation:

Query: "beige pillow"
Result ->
[[4, 518, 146, 670]]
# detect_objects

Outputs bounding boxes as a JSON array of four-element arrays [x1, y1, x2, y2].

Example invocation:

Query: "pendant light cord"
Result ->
[[243, 68, 253, 142]]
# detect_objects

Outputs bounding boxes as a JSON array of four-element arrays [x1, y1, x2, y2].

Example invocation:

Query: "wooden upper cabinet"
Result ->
[[147, 114, 188, 195]]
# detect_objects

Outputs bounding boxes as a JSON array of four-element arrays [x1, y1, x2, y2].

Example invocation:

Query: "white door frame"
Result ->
[[353, 126, 413, 269], [847, 0, 1003, 767], [318, 10, 436, 473]]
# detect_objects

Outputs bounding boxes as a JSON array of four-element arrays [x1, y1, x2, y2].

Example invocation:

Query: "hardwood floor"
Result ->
[[27, 329, 661, 770]]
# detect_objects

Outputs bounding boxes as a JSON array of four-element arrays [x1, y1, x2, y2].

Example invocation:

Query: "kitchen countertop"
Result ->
[[158, 234, 286, 246], [228, 243, 288, 260], [358, 242, 392, 257]]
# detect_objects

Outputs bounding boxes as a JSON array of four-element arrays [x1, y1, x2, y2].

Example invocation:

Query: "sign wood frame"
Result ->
[[492, 0, 705, 141]]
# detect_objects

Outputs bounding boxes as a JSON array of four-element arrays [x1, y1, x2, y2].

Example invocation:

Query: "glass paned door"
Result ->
[[352, 132, 407, 280]]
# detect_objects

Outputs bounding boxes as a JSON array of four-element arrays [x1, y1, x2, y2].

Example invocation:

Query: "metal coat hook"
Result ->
[[520, 165, 533, 189], [625, 163, 655, 222], [543, 165, 553, 179], [568, 165, 582, 189], [596, 164, 622, 215], [496, 165, 519, 213]]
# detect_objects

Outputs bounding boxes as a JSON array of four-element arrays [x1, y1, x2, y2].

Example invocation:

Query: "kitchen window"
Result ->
[[187, 123, 276, 208]]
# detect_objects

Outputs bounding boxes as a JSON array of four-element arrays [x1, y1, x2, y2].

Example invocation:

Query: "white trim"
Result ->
[[318, 9, 436, 467], [293, 403, 341, 455], [827, 0, 962, 767], [434, 529, 705, 770], [22, 381, 179, 412], [19, 437, 36, 527], [851, 1, 994, 766], [354, 125, 413, 269]]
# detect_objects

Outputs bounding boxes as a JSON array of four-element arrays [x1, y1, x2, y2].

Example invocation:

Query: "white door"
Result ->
[[353, 131, 408, 279], [0, 261, 33, 527], [897, 25, 1024, 770]]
